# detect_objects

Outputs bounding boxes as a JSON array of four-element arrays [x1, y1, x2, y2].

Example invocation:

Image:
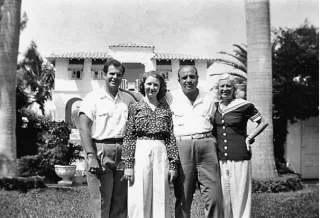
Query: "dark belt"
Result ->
[[92, 138, 123, 144], [137, 133, 165, 141]]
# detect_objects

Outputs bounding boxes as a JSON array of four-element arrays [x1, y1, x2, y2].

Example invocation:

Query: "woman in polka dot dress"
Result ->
[[122, 71, 179, 218]]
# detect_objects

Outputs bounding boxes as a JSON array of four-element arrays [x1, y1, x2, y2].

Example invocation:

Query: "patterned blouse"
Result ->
[[122, 100, 179, 170]]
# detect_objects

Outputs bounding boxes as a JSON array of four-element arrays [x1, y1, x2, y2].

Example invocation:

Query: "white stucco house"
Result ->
[[47, 42, 215, 123], [45, 42, 318, 179]]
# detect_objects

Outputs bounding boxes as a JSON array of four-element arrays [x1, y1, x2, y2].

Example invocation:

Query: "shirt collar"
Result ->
[[218, 98, 249, 114], [177, 87, 205, 105], [98, 85, 123, 101]]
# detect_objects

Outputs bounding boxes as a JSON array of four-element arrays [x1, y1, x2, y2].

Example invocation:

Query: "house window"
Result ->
[[91, 59, 106, 80], [69, 69, 83, 80], [92, 70, 104, 80], [161, 71, 170, 80], [156, 60, 171, 66], [92, 59, 106, 65], [135, 79, 141, 91], [179, 60, 195, 66], [156, 60, 172, 81], [68, 59, 84, 80], [69, 59, 84, 65], [120, 79, 128, 90]]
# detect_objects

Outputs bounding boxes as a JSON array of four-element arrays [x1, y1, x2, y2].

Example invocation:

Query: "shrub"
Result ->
[[37, 119, 83, 166], [0, 176, 46, 192], [17, 119, 83, 182], [18, 155, 41, 177], [252, 173, 303, 193]]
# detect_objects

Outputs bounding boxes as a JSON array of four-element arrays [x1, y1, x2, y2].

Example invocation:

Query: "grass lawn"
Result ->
[[0, 183, 318, 218]]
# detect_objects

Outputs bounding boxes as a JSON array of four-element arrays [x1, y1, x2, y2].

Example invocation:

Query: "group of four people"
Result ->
[[79, 58, 268, 218]]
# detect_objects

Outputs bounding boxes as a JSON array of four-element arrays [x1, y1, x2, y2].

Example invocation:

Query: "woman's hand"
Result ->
[[122, 169, 134, 185], [245, 136, 255, 151], [168, 170, 177, 182]]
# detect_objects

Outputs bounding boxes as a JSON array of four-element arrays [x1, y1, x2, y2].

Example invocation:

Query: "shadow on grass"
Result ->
[[0, 183, 318, 218]]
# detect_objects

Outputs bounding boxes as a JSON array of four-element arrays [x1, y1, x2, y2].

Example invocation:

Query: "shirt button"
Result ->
[[223, 133, 226, 136], [222, 120, 225, 123], [224, 153, 228, 156], [224, 139, 227, 143], [224, 146, 227, 149], [223, 126, 226, 129]]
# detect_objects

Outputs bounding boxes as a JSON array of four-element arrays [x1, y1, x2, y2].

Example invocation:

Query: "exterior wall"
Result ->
[[52, 50, 212, 121], [196, 60, 211, 91], [166, 60, 180, 91], [285, 120, 302, 174], [285, 116, 319, 179], [110, 47, 156, 72], [300, 117, 319, 178], [54, 59, 105, 121]]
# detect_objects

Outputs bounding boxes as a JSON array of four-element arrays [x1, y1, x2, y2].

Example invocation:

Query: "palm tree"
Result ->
[[17, 41, 55, 114], [0, 0, 22, 178], [245, 0, 277, 178], [215, 44, 247, 77]]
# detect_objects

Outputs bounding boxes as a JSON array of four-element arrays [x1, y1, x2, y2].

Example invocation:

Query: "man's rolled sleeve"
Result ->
[[78, 92, 95, 121]]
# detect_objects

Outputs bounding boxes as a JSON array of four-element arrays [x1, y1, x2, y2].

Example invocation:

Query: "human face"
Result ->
[[178, 66, 198, 94], [218, 79, 235, 100], [144, 76, 160, 99], [104, 65, 124, 89]]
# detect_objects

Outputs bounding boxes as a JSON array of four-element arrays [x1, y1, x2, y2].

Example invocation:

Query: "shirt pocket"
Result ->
[[173, 111, 184, 118], [172, 111, 184, 126], [97, 111, 109, 118], [96, 100, 112, 118]]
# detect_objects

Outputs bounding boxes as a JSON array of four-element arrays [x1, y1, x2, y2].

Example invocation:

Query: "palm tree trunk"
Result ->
[[0, 0, 22, 177], [245, 0, 277, 178]]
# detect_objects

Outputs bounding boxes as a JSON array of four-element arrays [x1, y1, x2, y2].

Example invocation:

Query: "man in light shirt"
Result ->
[[165, 65, 224, 218], [79, 58, 135, 218]]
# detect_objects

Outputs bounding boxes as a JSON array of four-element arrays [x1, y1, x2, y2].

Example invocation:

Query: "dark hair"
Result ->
[[103, 58, 125, 75], [178, 65, 198, 79], [139, 71, 167, 100]]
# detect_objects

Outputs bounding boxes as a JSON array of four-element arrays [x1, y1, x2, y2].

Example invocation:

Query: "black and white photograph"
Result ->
[[0, 0, 318, 217]]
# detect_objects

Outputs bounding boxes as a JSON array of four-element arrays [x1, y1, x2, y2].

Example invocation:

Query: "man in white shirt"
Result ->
[[79, 59, 135, 218], [165, 65, 224, 218]]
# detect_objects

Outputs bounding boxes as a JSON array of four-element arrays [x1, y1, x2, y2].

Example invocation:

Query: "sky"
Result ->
[[19, 0, 319, 59]]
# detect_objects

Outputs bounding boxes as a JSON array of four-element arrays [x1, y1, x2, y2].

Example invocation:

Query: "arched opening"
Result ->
[[65, 97, 82, 127]]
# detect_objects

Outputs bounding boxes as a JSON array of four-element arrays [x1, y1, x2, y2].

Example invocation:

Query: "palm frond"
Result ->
[[217, 44, 248, 74], [215, 58, 247, 73], [218, 52, 247, 67]]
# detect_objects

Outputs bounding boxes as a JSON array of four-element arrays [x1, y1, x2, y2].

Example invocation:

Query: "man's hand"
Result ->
[[87, 154, 101, 177], [168, 170, 177, 182]]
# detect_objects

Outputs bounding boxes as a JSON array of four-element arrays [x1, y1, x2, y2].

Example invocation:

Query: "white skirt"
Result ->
[[128, 139, 170, 218]]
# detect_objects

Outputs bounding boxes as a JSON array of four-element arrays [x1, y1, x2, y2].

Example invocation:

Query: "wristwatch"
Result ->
[[86, 152, 96, 157]]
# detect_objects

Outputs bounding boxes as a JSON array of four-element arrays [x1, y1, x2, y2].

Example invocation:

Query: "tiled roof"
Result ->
[[154, 52, 214, 61], [109, 42, 155, 49], [47, 51, 214, 61], [46, 52, 111, 59]]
